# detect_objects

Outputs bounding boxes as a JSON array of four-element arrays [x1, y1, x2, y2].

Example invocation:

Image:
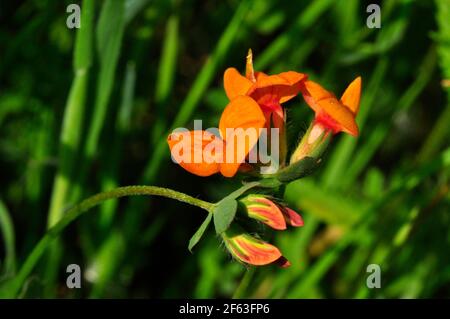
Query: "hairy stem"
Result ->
[[0, 186, 214, 298]]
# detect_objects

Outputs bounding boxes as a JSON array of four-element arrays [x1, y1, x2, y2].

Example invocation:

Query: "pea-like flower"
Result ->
[[223, 49, 307, 129], [165, 51, 364, 269], [290, 77, 362, 163], [168, 50, 311, 177], [300, 77, 362, 136]]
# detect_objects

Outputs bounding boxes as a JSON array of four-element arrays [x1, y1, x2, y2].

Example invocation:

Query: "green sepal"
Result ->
[[188, 213, 213, 252], [275, 156, 319, 183], [213, 198, 238, 234]]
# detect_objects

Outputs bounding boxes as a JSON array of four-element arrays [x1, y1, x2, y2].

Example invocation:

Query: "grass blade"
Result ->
[[0, 199, 16, 278]]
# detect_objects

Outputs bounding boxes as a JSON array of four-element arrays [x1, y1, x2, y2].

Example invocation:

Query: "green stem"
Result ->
[[232, 267, 256, 299], [0, 186, 214, 298]]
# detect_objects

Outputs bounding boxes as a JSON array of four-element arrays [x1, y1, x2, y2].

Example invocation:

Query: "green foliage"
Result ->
[[0, 200, 15, 278], [213, 199, 238, 234], [189, 213, 213, 252], [0, 0, 449, 298]]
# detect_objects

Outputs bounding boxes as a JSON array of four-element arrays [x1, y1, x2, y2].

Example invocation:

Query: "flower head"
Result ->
[[289, 77, 362, 163], [164, 51, 367, 269], [222, 227, 290, 267], [224, 49, 307, 126], [300, 77, 362, 136], [223, 50, 307, 167], [239, 194, 304, 230]]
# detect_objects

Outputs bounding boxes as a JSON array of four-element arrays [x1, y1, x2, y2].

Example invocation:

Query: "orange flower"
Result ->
[[300, 77, 362, 136], [223, 49, 307, 127], [167, 95, 266, 177], [223, 229, 290, 267], [168, 50, 308, 178]]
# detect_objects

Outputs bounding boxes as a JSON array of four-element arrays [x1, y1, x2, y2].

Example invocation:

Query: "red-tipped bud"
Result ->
[[240, 195, 287, 230], [222, 230, 289, 267], [239, 195, 304, 230]]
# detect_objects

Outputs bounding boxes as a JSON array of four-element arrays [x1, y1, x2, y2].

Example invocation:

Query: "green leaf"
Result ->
[[188, 213, 213, 252], [74, 0, 95, 70], [124, 0, 151, 25], [72, 0, 126, 200], [0, 199, 16, 277], [213, 198, 238, 234]]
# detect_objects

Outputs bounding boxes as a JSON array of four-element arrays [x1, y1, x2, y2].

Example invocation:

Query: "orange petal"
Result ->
[[316, 98, 359, 136], [167, 130, 223, 176], [223, 67, 254, 100], [252, 71, 305, 90], [301, 80, 336, 113], [302, 80, 359, 136], [277, 71, 308, 103], [255, 71, 269, 81], [219, 96, 266, 177], [340, 76, 362, 115], [249, 71, 306, 105]]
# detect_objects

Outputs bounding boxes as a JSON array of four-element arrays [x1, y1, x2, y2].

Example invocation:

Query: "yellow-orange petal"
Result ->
[[223, 67, 254, 100], [249, 71, 306, 105], [302, 80, 359, 136], [277, 71, 308, 103], [255, 71, 269, 81], [340, 76, 362, 115], [219, 96, 266, 177], [252, 71, 306, 90], [167, 130, 223, 176], [300, 80, 335, 113], [317, 98, 359, 136]]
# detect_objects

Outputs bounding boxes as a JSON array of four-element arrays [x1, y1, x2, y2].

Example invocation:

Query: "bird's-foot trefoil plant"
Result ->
[[0, 50, 361, 297], [168, 50, 362, 266]]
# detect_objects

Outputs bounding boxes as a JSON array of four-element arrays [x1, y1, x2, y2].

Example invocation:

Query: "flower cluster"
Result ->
[[167, 50, 362, 267]]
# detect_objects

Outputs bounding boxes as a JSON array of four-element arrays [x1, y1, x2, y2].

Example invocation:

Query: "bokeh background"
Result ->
[[0, 0, 449, 298]]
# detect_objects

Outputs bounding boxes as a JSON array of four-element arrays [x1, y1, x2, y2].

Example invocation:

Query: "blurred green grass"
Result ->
[[0, 0, 449, 298]]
